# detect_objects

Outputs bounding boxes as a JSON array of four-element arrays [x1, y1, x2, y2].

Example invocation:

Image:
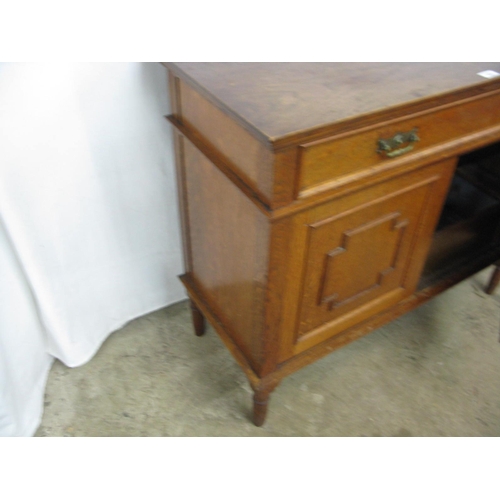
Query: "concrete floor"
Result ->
[[36, 268, 500, 437]]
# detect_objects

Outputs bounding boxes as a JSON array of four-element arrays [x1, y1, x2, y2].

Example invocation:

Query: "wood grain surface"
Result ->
[[164, 62, 500, 147], [165, 62, 500, 425]]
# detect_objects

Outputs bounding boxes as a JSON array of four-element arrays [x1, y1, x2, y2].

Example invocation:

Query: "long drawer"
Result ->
[[297, 90, 500, 195]]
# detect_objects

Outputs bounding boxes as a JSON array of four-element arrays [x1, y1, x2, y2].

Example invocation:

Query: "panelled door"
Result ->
[[278, 158, 456, 360]]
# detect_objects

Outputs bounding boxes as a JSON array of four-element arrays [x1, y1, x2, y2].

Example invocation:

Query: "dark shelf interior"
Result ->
[[419, 141, 500, 289]]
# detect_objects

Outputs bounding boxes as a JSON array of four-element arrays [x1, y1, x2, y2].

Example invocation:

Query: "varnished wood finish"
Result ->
[[252, 390, 270, 427], [180, 274, 261, 388], [181, 239, 500, 407], [163, 63, 500, 149], [182, 138, 270, 373], [177, 78, 275, 204], [297, 90, 500, 193], [286, 159, 456, 358], [165, 63, 500, 426], [167, 116, 271, 215], [486, 264, 500, 295], [189, 300, 205, 337]]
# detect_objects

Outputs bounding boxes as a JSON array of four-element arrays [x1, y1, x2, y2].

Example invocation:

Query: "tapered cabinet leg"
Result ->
[[252, 392, 270, 427], [189, 300, 206, 337], [486, 264, 500, 295], [252, 381, 280, 427]]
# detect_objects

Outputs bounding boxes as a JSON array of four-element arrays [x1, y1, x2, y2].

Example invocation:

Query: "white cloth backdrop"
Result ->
[[0, 63, 186, 436]]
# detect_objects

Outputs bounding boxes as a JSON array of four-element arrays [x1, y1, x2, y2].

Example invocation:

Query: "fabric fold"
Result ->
[[0, 63, 185, 436]]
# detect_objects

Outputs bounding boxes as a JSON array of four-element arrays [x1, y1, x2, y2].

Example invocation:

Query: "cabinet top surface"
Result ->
[[165, 62, 500, 145]]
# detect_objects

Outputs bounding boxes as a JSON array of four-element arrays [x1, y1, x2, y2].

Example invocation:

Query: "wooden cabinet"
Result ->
[[163, 63, 500, 426]]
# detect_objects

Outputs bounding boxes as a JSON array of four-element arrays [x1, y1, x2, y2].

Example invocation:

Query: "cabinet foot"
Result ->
[[486, 264, 500, 295], [250, 378, 281, 426], [252, 393, 270, 427], [190, 300, 206, 336]]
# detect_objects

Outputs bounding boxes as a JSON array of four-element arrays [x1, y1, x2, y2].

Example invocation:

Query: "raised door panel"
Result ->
[[278, 158, 456, 360], [298, 184, 427, 335]]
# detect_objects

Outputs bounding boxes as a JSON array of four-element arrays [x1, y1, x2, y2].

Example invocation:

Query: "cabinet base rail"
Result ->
[[180, 245, 500, 426]]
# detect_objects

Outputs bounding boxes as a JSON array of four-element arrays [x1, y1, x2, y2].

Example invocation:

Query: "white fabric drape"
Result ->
[[0, 63, 186, 436]]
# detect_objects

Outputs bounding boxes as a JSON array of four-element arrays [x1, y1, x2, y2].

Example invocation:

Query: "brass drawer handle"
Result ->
[[377, 128, 420, 158]]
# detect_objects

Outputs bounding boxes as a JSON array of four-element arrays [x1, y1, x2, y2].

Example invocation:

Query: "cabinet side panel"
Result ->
[[183, 139, 269, 371], [178, 79, 275, 203]]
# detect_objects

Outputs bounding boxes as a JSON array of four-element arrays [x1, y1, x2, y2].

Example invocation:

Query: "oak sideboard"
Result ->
[[162, 62, 500, 426]]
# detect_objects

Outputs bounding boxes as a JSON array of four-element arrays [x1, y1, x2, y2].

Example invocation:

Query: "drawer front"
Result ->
[[279, 158, 456, 360], [297, 91, 500, 195]]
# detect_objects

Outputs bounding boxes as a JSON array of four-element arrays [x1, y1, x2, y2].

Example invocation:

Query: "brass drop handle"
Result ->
[[377, 128, 420, 158]]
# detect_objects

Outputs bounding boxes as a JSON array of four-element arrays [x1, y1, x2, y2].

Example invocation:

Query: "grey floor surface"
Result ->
[[36, 268, 500, 437]]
